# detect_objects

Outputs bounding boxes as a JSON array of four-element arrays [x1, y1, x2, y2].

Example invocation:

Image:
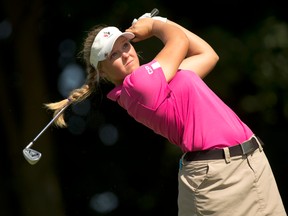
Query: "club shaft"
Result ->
[[25, 10, 159, 150], [150, 8, 159, 17], [26, 103, 70, 149]]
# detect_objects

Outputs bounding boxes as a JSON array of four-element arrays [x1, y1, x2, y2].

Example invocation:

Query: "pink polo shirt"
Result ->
[[107, 60, 253, 152]]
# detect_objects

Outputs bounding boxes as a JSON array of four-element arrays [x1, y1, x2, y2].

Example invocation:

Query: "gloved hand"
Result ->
[[132, 12, 167, 25]]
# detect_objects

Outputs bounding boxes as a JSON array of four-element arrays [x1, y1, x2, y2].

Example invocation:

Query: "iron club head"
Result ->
[[23, 148, 42, 165], [22, 102, 70, 165]]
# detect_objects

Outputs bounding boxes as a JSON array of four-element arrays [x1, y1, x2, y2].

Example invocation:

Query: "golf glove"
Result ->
[[132, 12, 167, 25]]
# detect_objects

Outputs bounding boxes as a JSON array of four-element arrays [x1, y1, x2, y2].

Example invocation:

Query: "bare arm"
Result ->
[[166, 20, 219, 79], [126, 18, 189, 82]]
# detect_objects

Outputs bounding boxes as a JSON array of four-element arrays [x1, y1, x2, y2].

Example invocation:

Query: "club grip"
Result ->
[[150, 8, 159, 17]]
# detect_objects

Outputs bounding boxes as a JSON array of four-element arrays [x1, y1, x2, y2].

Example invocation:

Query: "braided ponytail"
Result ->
[[44, 24, 107, 128]]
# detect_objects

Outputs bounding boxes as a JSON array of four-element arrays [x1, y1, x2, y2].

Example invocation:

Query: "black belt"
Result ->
[[184, 136, 264, 161]]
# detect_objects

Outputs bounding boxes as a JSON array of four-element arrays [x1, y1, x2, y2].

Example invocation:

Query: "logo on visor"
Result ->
[[103, 31, 111, 38]]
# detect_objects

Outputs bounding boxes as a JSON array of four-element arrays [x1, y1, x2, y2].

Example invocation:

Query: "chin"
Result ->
[[128, 64, 139, 72]]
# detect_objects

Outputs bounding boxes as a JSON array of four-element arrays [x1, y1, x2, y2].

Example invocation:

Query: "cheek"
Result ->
[[107, 64, 124, 78], [102, 59, 127, 80], [112, 59, 128, 73], [102, 61, 117, 73], [130, 47, 137, 56]]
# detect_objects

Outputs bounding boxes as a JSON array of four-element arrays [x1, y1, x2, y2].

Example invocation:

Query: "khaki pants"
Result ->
[[178, 147, 287, 216]]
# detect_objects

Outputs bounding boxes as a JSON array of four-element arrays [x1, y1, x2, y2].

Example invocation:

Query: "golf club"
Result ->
[[23, 103, 70, 165], [23, 8, 159, 165]]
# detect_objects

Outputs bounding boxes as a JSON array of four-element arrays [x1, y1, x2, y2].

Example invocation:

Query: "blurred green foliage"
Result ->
[[0, 1, 287, 215]]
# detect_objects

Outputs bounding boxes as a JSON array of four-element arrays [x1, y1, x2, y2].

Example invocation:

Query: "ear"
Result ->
[[97, 62, 106, 78], [98, 69, 107, 79]]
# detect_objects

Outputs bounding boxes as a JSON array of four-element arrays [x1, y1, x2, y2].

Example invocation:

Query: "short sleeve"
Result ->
[[123, 60, 171, 110]]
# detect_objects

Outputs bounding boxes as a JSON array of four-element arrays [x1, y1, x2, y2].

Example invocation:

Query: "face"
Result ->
[[99, 36, 140, 85]]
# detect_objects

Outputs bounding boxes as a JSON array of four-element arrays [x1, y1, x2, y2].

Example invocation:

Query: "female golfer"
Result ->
[[45, 13, 286, 216]]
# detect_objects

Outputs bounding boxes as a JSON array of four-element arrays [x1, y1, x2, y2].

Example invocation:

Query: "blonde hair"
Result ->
[[44, 24, 108, 128]]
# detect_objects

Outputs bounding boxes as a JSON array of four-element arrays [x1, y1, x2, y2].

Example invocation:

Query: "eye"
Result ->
[[110, 51, 120, 60], [109, 41, 131, 61], [123, 42, 130, 51]]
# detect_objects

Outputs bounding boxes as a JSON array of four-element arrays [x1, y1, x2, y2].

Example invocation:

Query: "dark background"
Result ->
[[1, 0, 287, 215]]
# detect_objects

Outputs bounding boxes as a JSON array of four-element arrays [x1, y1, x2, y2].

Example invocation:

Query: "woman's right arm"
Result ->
[[167, 20, 219, 79]]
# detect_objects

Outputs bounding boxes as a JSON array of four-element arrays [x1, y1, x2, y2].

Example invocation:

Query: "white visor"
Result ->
[[89, 26, 135, 68]]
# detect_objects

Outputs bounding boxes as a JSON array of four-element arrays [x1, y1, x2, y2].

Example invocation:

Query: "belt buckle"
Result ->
[[240, 137, 256, 155]]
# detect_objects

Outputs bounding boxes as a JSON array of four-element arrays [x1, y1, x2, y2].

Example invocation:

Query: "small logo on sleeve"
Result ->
[[145, 66, 153, 74]]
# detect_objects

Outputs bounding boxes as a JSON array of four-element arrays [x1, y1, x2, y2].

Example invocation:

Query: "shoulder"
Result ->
[[125, 60, 165, 88]]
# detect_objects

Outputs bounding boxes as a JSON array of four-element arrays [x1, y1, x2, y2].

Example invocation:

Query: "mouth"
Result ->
[[125, 59, 133, 67]]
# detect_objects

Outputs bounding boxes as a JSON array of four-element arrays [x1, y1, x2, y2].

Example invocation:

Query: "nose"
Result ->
[[121, 51, 129, 58]]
